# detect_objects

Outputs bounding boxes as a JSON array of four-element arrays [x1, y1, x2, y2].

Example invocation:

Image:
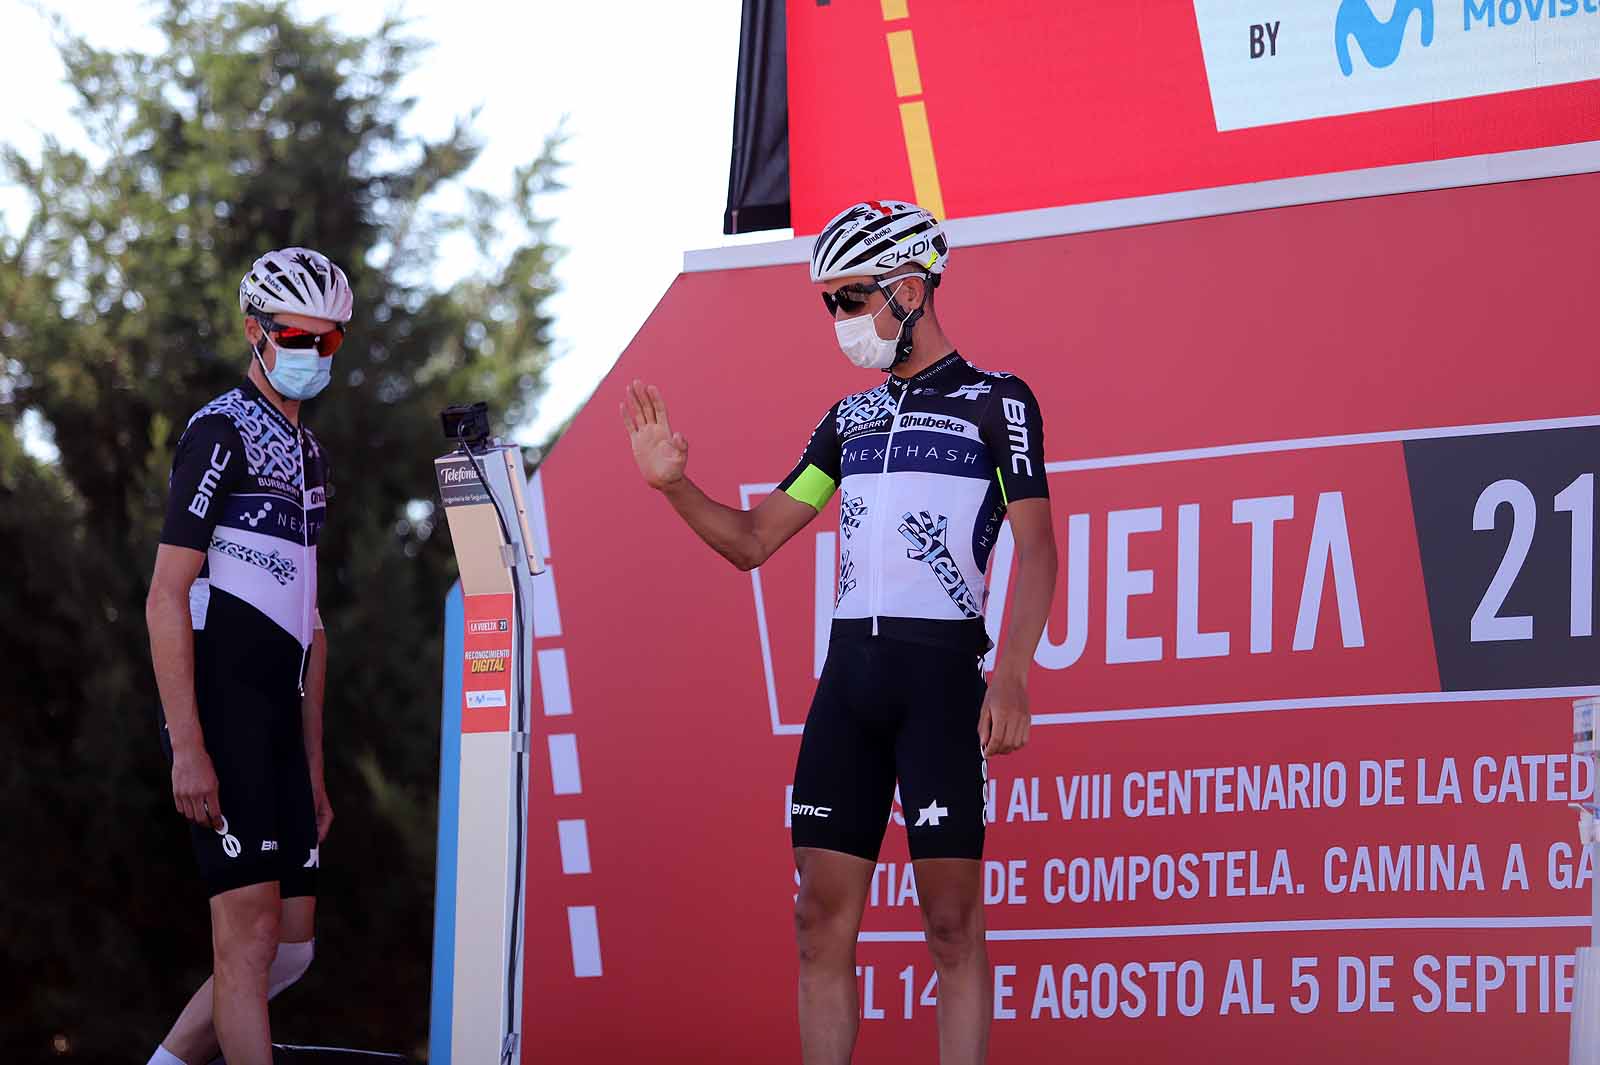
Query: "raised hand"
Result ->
[[621, 379, 689, 490]]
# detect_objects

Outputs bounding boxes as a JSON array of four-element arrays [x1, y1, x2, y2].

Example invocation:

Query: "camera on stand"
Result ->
[[440, 402, 493, 448]]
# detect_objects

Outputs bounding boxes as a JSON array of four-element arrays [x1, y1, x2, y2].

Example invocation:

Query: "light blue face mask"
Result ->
[[254, 336, 332, 400]]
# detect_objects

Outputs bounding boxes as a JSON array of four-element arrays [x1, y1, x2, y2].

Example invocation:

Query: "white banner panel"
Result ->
[[1193, 0, 1600, 130]]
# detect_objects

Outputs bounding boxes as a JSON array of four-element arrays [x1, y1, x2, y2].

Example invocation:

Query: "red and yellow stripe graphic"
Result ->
[[880, 1, 945, 220]]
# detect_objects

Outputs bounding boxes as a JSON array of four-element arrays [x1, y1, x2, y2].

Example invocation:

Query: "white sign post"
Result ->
[[433, 441, 543, 1065]]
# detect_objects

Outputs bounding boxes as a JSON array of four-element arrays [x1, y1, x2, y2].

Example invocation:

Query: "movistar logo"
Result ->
[[1335, 0, 1434, 76]]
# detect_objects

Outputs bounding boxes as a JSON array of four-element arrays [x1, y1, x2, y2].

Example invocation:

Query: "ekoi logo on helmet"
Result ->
[[874, 234, 943, 271]]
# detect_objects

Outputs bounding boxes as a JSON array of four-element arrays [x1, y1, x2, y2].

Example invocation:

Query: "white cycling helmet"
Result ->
[[810, 199, 949, 284], [238, 247, 354, 323]]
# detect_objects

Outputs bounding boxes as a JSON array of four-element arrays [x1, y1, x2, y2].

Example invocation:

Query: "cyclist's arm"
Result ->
[[147, 544, 207, 753], [147, 413, 242, 756], [660, 480, 820, 571], [301, 616, 327, 785], [627, 384, 840, 570], [984, 375, 1056, 682], [993, 499, 1057, 681], [302, 613, 332, 841]]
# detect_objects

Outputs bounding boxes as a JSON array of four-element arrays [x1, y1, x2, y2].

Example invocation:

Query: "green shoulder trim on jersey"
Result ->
[[785, 465, 838, 510], [996, 466, 1010, 506]]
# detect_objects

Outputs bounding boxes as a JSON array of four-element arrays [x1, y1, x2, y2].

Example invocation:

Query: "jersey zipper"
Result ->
[[872, 384, 909, 636], [296, 425, 310, 698]]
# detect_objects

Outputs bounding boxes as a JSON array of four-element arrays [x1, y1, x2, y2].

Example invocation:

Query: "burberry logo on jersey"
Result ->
[[777, 352, 1048, 652]]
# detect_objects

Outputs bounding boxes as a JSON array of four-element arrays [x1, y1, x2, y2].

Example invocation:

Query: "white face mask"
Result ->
[[833, 279, 909, 370]]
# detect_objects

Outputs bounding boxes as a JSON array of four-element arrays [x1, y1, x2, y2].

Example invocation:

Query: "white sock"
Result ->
[[148, 1047, 185, 1065]]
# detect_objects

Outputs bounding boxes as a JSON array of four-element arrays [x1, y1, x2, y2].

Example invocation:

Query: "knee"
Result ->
[[215, 903, 281, 974], [923, 906, 983, 969], [793, 892, 853, 967]]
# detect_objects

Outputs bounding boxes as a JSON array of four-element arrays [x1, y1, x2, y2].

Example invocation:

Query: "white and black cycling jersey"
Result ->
[[160, 380, 327, 687], [778, 352, 1048, 653]]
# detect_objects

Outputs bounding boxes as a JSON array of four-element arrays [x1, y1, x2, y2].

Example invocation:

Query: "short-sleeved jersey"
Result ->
[[777, 352, 1047, 652], [160, 379, 327, 688]]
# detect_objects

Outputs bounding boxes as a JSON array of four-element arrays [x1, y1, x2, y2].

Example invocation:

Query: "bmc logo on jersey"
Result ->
[[1002, 398, 1033, 477], [187, 444, 233, 518]]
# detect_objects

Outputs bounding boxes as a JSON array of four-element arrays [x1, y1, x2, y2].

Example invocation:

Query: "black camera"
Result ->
[[440, 402, 492, 447]]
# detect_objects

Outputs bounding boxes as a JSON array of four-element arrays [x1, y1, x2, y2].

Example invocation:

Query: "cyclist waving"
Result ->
[[623, 201, 1059, 1065]]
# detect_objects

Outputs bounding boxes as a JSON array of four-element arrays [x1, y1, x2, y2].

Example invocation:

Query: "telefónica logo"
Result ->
[[1335, 0, 1434, 75]]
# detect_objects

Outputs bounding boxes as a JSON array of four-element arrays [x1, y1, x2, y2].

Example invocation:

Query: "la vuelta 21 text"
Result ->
[[851, 953, 1584, 1022]]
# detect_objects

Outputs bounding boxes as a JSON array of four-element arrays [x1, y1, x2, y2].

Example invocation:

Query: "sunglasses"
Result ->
[[252, 312, 345, 356], [820, 282, 882, 317], [819, 273, 924, 317]]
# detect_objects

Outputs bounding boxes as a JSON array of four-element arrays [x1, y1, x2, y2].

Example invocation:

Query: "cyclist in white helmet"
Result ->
[[623, 200, 1059, 1065], [145, 247, 352, 1065]]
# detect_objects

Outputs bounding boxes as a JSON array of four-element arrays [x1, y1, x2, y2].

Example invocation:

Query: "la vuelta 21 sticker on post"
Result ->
[[462, 592, 514, 733]]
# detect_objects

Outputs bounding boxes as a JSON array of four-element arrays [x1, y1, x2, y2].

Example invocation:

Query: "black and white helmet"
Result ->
[[809, 199, 949, 284], [238, 247, 354, 323]]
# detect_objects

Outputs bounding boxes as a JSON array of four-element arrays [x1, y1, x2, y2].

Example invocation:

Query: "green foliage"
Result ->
[[0, 2, 562, 1058]]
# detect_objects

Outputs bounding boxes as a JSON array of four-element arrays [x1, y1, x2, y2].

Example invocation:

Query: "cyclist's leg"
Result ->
[[153, 711, 213, 1065], [154, 897, 314, 1064], [188, 681, 284, 1065], [210, 880, 281, 1065], [154, 979, 213, 1064], [154, 625, 309, 1065], [791, 639, 897, 1065], [278, 895, 316, 947], [895, 644, 990, 1065], [911, 859, 988, 1065], [271, 692, 320, 992], [794, 848, 875, 1065]]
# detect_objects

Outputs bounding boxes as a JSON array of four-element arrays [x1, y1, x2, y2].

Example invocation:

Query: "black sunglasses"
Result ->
[[250, 311, 345, 356], [820, 282, 883, 317], [820, 273, 928, 317]]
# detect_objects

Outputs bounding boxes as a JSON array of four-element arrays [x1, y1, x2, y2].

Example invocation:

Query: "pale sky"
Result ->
[[0, 0, 789, 450]]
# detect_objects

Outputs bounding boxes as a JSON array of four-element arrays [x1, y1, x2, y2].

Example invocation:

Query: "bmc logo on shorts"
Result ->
[[791, 802, 832, 819]]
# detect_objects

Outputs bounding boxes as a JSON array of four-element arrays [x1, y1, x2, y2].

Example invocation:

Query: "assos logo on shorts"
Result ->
[[1335, 0, 1433, 75]]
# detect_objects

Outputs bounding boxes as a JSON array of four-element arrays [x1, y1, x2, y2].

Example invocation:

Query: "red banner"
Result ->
[[514, 173, 1600, 1062], [461, 592, 513, 733], [785, 0, 1600, 233]]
